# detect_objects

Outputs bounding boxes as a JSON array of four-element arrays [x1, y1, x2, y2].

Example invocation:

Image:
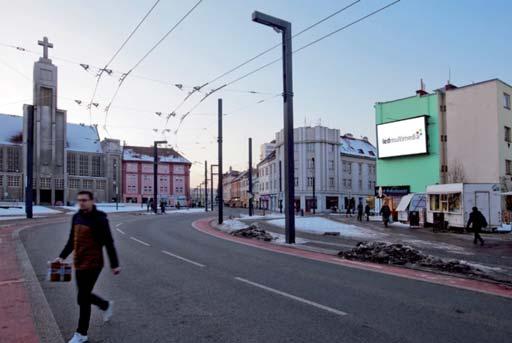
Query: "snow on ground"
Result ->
[[267, 217, 383, 239], [239, 213, 285, 220], [271, 232, 308, 244], [169, 208, 206, 214], [0, 205, 61, 216], [390, 222, 412, 228], [218, 219, 250, 233], [60, 203, 146, 213], [403, 239, 473, 256], [497, 224, 512, 233]]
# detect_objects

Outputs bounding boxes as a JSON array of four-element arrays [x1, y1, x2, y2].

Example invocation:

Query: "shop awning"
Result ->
[[396, 193, 415, 212]]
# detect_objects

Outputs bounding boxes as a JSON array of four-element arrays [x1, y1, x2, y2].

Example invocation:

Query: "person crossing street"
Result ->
[[56, 190, 120, 343]]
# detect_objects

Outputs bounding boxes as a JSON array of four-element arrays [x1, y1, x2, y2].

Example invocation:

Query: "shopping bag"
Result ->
[[47, 261, 72, 282]]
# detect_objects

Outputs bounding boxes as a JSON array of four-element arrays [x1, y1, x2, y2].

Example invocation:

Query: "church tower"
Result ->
[[23, 37, 67, 205]]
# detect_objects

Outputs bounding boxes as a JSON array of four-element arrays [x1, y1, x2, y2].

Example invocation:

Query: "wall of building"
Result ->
[[375, 93, 441, 193]]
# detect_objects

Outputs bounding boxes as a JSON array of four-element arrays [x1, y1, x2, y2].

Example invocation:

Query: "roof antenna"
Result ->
[[448, 67, 451, 84]]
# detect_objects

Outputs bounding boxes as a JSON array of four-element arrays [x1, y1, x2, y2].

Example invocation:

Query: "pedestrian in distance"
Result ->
[[147, 198, 153, 212], [380, 203, 391, 228], [466, 206, 486, 246], [357, 203, 364, 221], [160, 200, 166, 214], [55, 190, 120, 343], [365, 204, 371, 221]]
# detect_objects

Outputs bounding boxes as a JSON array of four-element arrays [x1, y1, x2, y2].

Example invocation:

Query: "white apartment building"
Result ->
[[257, 150, 280, 210], [339, 134, 377, 209], [260, 141, 276, 161]]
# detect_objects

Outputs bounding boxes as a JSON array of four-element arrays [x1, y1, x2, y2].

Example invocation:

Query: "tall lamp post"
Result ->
[[153, 140, 167, 214], [312, 157, 316, 215], [252, 11, 295, 243]]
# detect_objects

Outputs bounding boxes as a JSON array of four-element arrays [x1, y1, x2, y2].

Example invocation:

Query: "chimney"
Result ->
[[416, 78, 428, 96]]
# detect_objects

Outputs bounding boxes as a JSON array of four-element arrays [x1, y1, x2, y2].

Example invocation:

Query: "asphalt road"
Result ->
[[21, 209, 512, 343]]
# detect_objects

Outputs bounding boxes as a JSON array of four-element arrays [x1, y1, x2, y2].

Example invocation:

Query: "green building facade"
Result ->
[[375, 93, 441, 194]]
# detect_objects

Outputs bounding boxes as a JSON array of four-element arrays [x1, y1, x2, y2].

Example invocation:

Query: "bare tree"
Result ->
[[447, 160, 465, 183]]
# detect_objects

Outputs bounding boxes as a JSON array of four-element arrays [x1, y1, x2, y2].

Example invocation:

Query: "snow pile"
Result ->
[[169, 208, 207, 214], [239, 213, 285, 220], [267, 217, 382, 239], [61, 203, 146, 213], [218, 219, 250, 233], [0, 205, 61, 216], [230, 224, 274, 241], [497, 224, 511, 233]]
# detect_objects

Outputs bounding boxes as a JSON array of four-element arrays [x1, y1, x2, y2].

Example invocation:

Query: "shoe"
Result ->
[[68, 332, 88, 343], [103, 301, 114, 322]]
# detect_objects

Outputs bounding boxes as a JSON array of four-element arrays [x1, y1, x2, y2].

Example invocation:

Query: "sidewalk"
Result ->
[[0, 225, 39, 343]]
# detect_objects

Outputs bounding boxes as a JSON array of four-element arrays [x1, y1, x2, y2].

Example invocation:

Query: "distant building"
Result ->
[[222, 167, 240, 205], [260, 141, 276, 161], [121, 145, 191, 205], [339, 134, 377, 209], [257, 150, 279, 210]]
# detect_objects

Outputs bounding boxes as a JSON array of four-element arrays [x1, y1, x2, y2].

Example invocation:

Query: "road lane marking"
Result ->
[[116, 228, 126, 235], [161, 250, 205, 268], [130, 236, 151, 247], [234, 277, 348, 317], [115, 223, 123, 227]]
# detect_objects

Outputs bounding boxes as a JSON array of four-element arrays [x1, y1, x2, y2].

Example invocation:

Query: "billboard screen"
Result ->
[[377, 116, 428, 158]]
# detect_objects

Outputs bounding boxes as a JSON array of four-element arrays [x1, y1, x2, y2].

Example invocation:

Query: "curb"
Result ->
[[193, 217, 512, 299], [12, 226, 65, 343]]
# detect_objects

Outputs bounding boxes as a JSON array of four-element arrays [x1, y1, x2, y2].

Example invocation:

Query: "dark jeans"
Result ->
[[474, 232, 484, 245], [76, 269, 108, 336], [357, 213, 363, 221]]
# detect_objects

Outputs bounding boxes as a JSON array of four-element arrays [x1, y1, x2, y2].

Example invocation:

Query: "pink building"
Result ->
[[121, 145, 191, 205]]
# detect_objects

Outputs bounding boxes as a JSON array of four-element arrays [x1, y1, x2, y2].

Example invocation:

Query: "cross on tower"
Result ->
[[38, 36, 53, 59]]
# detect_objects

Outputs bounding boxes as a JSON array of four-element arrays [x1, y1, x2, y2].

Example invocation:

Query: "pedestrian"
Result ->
[[365, 204, 371, 221], [176, 201, 181, 210], [147, 198, 153, 212], [466, 206, 486, 246], [160, 200, 166, 214], [357, 203, 364, 221], [380, 203, 391, 228], [55, 190, 120, 343]]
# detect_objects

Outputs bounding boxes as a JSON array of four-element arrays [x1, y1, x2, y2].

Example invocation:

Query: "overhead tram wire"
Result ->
[[164, 0, 362, 127], [88, 0, 162, 124], [102, 0, 204, 134], [172, 0, 401, 134]]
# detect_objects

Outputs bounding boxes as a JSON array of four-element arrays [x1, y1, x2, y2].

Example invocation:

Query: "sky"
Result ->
[[0, 0, 511, 187]]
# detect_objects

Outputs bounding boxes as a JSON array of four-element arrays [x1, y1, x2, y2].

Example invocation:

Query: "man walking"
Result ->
[[380, 203, 391, 228], [365, 204, 371, 222], [357, 203, 364, 221], [56, 191, 120, 343], [466, 206, 486, 246]]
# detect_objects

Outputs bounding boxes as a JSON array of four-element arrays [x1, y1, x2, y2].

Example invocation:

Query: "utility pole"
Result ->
[[248, 137, 253, 216], [114, 159, 119, 211], [312, 157, 316, 215], [153, 140, 167, 214], [25, 105, 34, 219], [204, 160, 208, 212], [210, 164, 218, 212], [253, 11, 295, 243], [279, 160, 282, 214], [218, 99, 224, 224]]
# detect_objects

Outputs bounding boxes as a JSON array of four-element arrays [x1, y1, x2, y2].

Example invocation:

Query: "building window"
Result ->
[[506, 127, 512, 143], [329, 177, 335, 188], [67, 154, 77, 175], [307, 177, 314, 187], [507, 160, 512, 175], [307, 143, 315, 152], [69, 178, 80, 189], [504, 93, 511, 110], [7, 148, 19, 172], [358, 179, 362, 190], [308, 159, 315, 169], [79, 155, 89, 176], [328, 160, 334, 171], [368, 151, 375, 157], [52, 178, 63, 189], [358, 163, 362, 175], [358, 149, 364, 154], [96, 180, 106, 190], [40, 177, 51, 189], [329, 144, 335, 152], [83, 179, 93, 189], [113, 159, 118, 181], [294, 177, 299, 187], [91, 155, 102, 177], [7, 175, 20, 187]]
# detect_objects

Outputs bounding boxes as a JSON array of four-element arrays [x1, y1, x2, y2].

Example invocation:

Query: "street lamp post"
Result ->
[[210, 164, 218, 212], [252, 11, 295, 243], [153, 140, 167, 214], [312, 157, 316, 215]]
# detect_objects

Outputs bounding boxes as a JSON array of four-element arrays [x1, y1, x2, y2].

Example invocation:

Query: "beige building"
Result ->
[[444, 79, 512, 187]]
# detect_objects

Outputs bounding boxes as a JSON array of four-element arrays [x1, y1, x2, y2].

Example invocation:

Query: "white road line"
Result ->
[[234, 277, 348, 317], [115, 223, 123, 228], [130, 236, 151, 247], [161, 250, 206, 268], [116, 228, 126, 235]]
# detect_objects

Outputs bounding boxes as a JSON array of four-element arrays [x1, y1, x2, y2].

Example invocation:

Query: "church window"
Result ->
[[91, 156, 102, 177], [7, 175, 20, 187], [67, 154, 77, 175], [96, 180, 106, 190], [40, 177, 51, 189], [69, 178, 80, 189], [7, 148, 20, 172], [79, 155, 89, 176], [83, 179, 93, 189], [54, 179, 64, 189]]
